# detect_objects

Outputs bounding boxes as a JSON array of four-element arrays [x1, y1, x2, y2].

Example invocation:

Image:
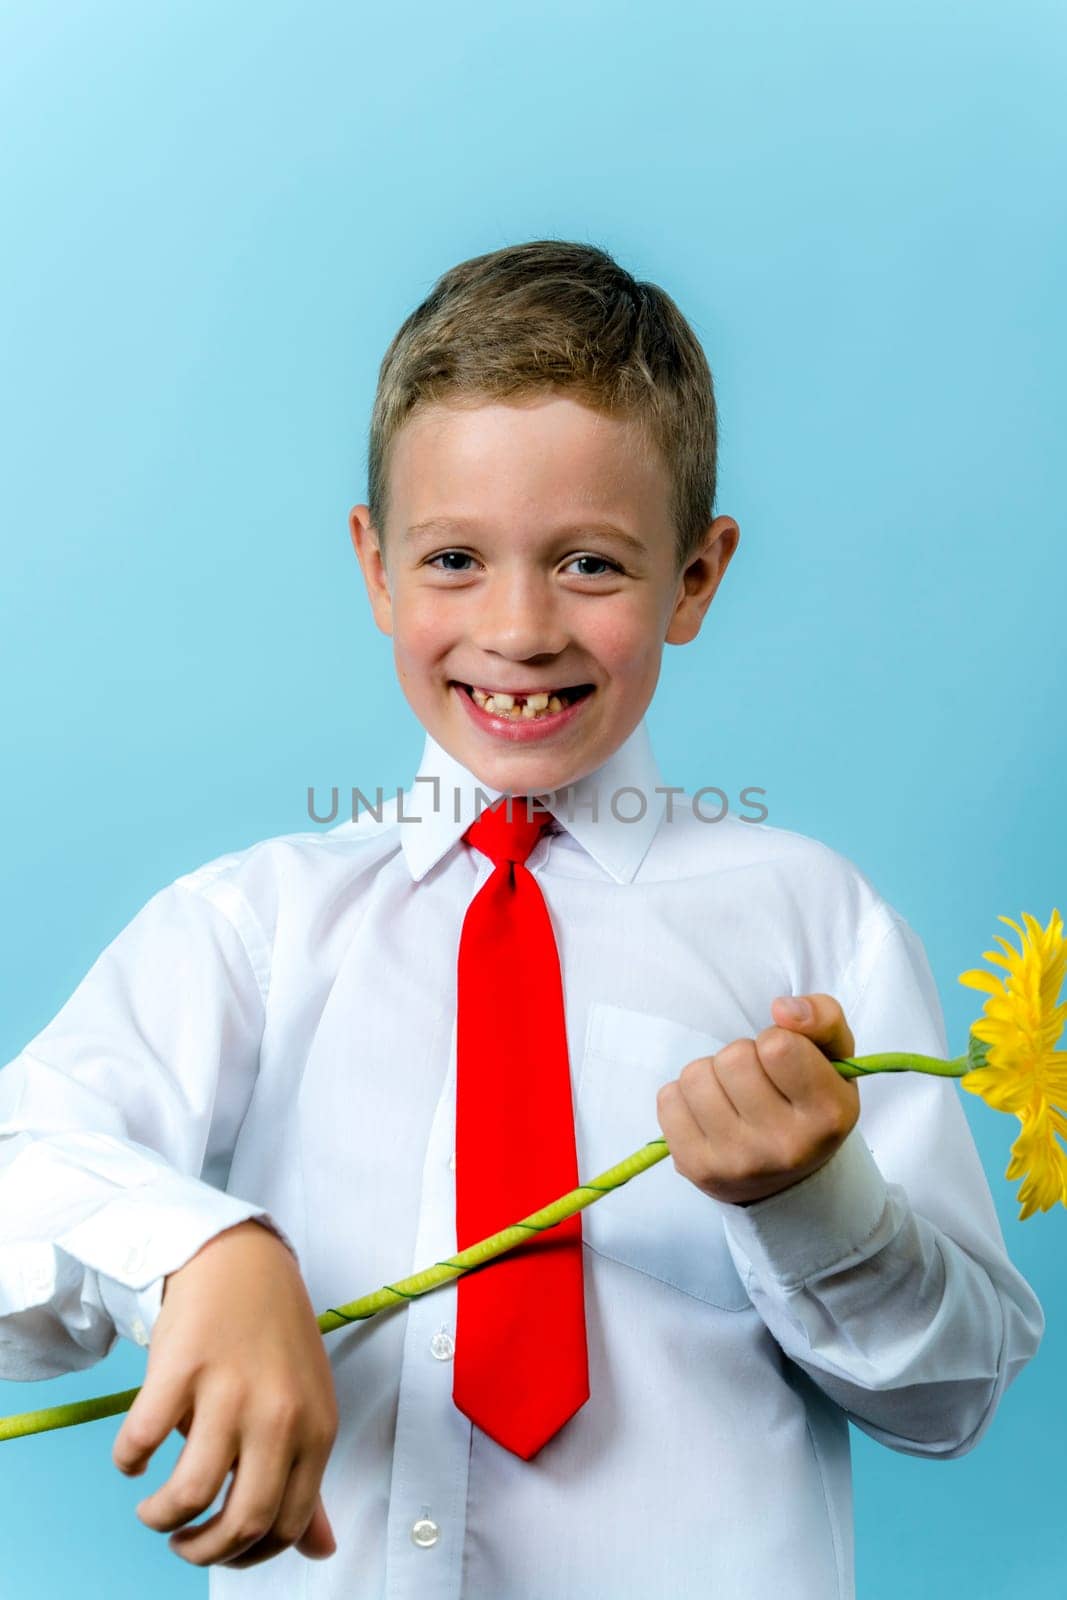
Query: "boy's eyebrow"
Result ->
[[404, 517, 649, 558]]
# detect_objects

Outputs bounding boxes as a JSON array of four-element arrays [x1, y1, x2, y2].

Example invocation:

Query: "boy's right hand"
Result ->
[[111, 1218, 340, 1569]]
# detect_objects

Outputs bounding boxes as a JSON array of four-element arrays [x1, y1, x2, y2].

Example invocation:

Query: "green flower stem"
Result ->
[[0, 1386, 144, 1442], [0, 1048, 973, 1444], [834, 1052, 970, 1080]]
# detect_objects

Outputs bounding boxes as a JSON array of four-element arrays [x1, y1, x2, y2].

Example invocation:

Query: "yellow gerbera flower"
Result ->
[[959, 908, 1067, 1220]]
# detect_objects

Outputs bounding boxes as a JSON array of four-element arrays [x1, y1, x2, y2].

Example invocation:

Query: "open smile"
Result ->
[[451, 680, 596, 740]]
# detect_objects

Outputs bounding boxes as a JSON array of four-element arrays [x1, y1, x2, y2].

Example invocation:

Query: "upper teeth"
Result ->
[[470, 686, 570, 718]]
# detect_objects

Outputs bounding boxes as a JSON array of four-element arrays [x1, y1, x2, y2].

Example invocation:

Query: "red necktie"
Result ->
[[452, 794, 590, 1459]]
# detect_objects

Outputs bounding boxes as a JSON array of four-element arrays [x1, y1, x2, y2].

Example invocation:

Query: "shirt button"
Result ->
[[131, 1318, 149, 1348], [411, 1516, 440, 1548], [430, 1330, 455, 1361]]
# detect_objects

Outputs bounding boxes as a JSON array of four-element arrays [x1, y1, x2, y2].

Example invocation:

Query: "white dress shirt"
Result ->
[[0, 719, 1044, 1599]]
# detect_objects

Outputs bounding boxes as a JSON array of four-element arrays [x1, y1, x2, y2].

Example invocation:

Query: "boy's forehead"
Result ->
[[388, 394, 666, 529]]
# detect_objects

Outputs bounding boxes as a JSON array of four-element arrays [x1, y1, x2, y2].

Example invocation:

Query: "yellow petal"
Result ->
[[959, 971, 1004, 995], [959, 910, 1067, 1218]]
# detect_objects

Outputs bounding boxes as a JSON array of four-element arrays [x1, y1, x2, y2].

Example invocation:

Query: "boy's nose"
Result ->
[[472, 576, 568, 660]]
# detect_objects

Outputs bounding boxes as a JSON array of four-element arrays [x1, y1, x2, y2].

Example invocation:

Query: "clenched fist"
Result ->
[[655, 993, 860, 1207]]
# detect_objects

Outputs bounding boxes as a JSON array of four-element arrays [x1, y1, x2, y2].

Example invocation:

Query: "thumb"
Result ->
[[771, 992, 855, 1060]]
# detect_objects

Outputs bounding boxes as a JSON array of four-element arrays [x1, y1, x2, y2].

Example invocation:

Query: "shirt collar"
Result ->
[[397, 718, 668, 885]]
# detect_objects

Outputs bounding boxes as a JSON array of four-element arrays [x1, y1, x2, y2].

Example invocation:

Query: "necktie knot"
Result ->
[[462, 795, 554, 870]]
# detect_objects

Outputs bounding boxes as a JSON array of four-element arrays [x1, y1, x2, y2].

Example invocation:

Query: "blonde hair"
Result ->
[[365, 239, 720, 572]]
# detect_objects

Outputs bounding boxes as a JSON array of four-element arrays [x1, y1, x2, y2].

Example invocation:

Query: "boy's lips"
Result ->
[[451, 680, 595, 741]]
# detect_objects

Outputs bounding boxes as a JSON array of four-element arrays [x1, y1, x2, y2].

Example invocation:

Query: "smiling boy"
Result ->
[[349, 388, 737, 800], [0, 239, 1043, 1599]]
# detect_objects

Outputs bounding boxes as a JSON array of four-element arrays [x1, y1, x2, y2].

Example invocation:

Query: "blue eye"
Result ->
[[566, 555, 620, 577], [427, 550, 475, 572]]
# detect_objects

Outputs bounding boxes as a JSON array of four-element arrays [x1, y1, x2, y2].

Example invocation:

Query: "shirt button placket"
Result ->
[[383, 1019, 470, 1600]]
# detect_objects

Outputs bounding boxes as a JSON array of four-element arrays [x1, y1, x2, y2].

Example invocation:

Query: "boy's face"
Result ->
[[349, 393, 738, 797]]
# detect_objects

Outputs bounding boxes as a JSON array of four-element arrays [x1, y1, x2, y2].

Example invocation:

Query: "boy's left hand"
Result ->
[[655, 994, 860, 1207]]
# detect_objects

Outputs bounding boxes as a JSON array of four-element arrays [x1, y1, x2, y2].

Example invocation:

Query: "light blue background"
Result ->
[[1, 2, 1064, 1595]]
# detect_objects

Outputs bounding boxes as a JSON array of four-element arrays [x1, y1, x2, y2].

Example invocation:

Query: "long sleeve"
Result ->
[[0, 875, 295, 1380], [718, 901, 1045, 1458]]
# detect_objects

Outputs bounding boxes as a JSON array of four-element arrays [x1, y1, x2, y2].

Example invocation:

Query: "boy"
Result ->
[[0, 239, 1044, 1598]]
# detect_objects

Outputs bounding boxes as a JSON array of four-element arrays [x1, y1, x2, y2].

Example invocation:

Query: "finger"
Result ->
[[707, 1040, 791, 1126], [136, 1404, 240, 1534], [770, 992, 855, 1060], [760, 1007, 859, 1115], [167, 1430, 295, 1568], [658, 1064, 738, 1162], [751, 1024, 831, 1108], [220, 1455, 337, 1568], [112, 1371, 192, 1477], [296, 1494, 338, 1560]]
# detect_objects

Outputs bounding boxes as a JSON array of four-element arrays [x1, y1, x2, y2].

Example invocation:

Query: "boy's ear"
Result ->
[[665, 516, 740, 645], [348, 505, 393, 636]]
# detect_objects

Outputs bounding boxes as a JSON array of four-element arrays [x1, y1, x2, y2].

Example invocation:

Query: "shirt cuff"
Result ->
[[718, 1125, 890, 1290], [56, 1176, 299, 1347], [96, 1273, 165, 1349]]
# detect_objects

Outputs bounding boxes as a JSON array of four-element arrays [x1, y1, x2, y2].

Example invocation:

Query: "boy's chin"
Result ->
[[439, 725, 597, 797], [457, 746, 586, 796]]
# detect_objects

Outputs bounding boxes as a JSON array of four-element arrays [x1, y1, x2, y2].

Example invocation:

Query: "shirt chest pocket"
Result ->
[[574, 1001, 751, 1312]]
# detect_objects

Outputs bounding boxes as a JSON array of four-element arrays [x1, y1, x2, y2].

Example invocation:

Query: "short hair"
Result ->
[[365, 239, 719, 572]]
